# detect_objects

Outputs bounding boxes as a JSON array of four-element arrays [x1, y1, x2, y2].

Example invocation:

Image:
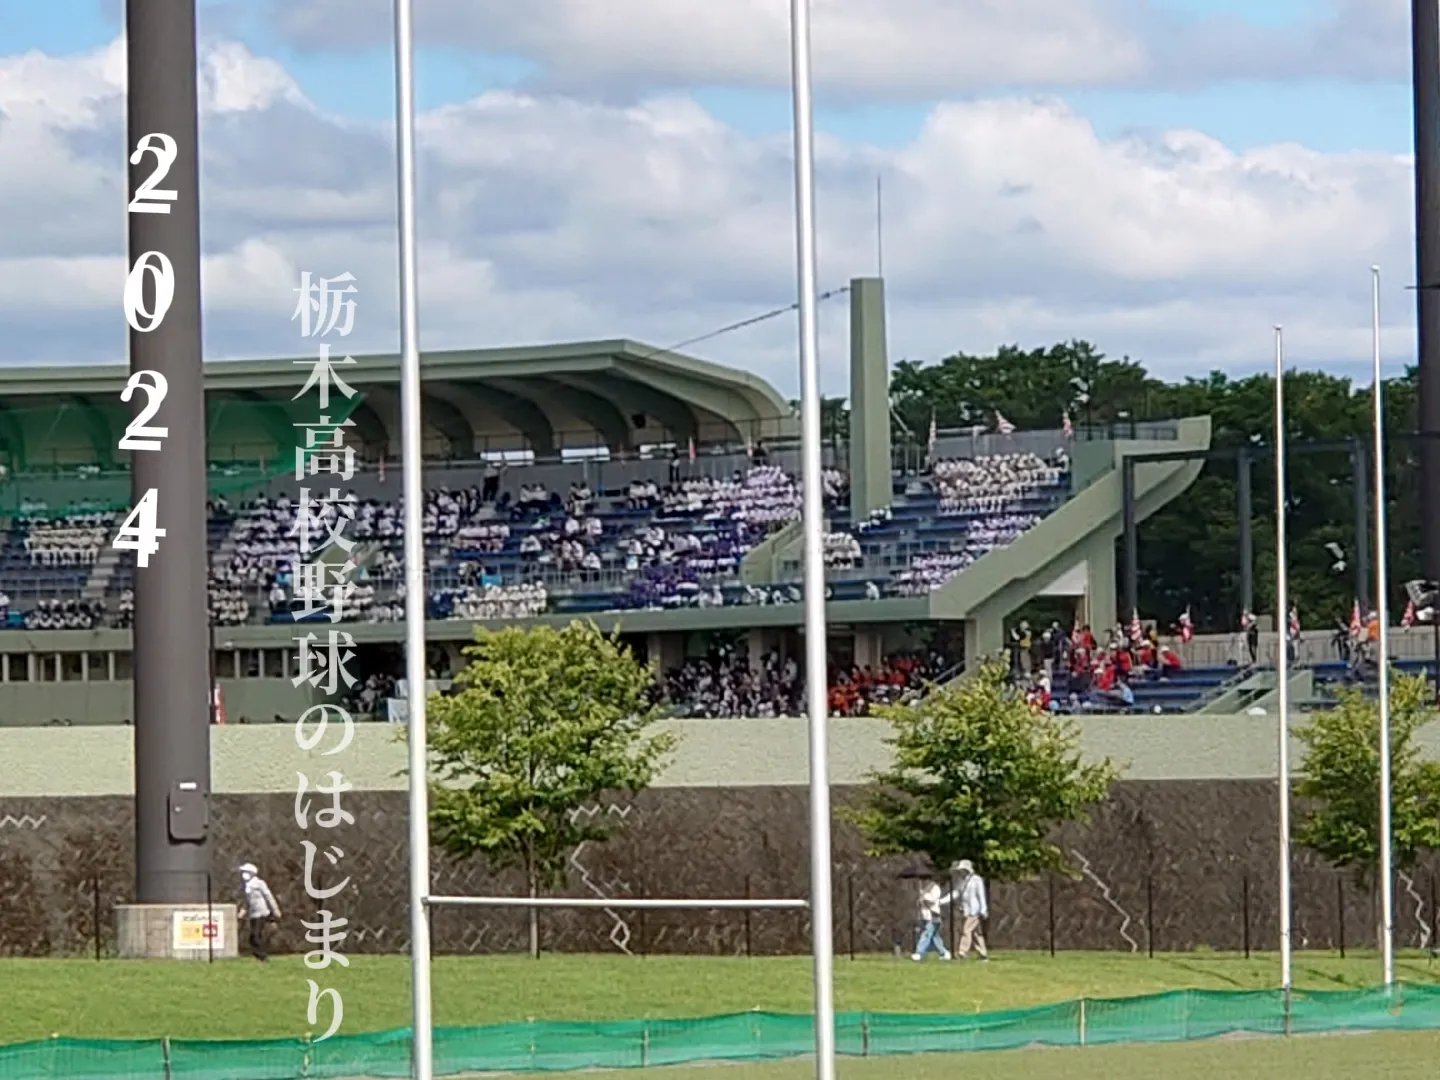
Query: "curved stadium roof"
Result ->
[[0, 340, 798, 469]]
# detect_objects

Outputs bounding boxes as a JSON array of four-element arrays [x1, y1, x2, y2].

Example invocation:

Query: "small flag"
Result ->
[[377, 455, 386, 483], [1062, 411, 1074, 439], [928, 411, 937, 455], [212, 684, 226, 725], [1403, 599, 1417, 627], [1288, 606, 1301, 640], [1129, 609, 1143, 643], [1348, 600, 1362, 640], [688, 436, 697, 463], [1178, 606, 1193, 644], [995, 411, 1016, 435]]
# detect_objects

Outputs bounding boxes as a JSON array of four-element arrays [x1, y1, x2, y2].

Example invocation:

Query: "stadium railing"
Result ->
[[1, 983, 1435, 1078]]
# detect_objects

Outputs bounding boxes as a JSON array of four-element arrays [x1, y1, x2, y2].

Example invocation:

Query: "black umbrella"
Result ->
[[896, 862, 935, 880]]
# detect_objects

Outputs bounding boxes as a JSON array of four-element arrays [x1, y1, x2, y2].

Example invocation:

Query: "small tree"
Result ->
[[1295, 672, 1440, 946], [847, 661, 1119, 882], [425, 622, 676, 957]]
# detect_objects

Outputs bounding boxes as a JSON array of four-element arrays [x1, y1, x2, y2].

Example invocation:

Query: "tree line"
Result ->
[[880, 341, 1425, 634]]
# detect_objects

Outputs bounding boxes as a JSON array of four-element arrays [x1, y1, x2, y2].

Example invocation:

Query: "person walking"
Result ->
[[953, 860, 989, 962], [910, 871, 952, 961], [239, 862, 281, 962]]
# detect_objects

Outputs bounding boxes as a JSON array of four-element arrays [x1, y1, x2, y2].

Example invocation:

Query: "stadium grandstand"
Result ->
[[0, 277, 1233, 726]]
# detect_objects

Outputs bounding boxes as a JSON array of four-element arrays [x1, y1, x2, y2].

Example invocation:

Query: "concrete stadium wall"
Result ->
[[7, 713, 1440, 796], [4, 717, 1436, 959]]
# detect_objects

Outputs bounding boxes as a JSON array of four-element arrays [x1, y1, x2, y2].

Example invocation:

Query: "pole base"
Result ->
[[114, 903, 239, 959]]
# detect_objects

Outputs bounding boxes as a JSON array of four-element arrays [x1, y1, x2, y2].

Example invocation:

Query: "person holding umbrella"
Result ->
[[900, 863, 953, 961]]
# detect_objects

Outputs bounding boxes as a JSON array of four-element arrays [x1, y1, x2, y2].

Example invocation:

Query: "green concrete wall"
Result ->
[[5, 712, 1437, 798]]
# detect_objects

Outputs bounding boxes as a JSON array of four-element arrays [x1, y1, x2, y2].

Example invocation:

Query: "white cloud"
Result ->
[[0, 38, 1417, 391], [267, 0, 1410, 98]]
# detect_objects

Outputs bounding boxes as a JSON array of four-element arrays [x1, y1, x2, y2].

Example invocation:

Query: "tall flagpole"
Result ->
[[392, 0, 434, 1077], [875, 174, 884, 278], [786, 2, 838, 1078], [1273, 325, 1294, 1004], [1372, 265, 1395, 986]]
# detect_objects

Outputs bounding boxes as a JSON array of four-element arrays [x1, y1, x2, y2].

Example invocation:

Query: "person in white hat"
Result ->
[[238, 862, 281, 961], [953, 860, 989, 961]]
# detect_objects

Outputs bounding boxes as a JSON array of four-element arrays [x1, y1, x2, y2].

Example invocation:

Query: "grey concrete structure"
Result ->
[[847, 278, 891, 525]]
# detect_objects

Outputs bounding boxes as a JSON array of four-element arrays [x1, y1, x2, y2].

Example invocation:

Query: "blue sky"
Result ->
[[0, 0, 1420, 384], [4, 0, 1416, 154]]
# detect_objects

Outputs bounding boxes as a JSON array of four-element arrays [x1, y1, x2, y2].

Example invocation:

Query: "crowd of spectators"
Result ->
[[823, 532, 862, 568], [431, 582, 548, 621], [656, 647, 951, 718], [2, 444, 1066, 630], [889, 512, 1042, 596], [1010, 620, 1185, 714], [23, 597, 105, 630], [209, 574, 250, 627], [932, 452, 1067, 515], [348, 672, 399, 719], [21, 511, 116, 567]]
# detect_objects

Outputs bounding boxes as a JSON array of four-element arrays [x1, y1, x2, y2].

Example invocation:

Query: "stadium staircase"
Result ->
[[81, 546, 120, 602], [930, 417, 1212, 662]]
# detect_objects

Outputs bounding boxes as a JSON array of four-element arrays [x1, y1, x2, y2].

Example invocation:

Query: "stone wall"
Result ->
[[1, 782, 1435, 957]]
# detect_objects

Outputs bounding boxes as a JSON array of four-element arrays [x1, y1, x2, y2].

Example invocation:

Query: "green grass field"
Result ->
[[3, 951, 1438, 1077], [596, 1032, 1440, 1079]]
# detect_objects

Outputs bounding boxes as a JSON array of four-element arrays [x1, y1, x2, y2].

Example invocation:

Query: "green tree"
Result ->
[[1295, 673, 1440, 946], [847, 661, 1120, 881], [889, 340, 1161, 439], [425, 622, 676, 957]]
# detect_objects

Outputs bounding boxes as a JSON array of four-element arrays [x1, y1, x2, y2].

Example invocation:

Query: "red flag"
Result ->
[[1062, 411, 1074, 439], [995, 411, 1016, 435], [688, 437, 697, 463], [1129, 609, 1143, 643], [1348, 600, 1362, 639], [1178, 607, 1193, 644], [377, 455, 386, 483], [1288, 607, 1301, 640], [1403, 599, 1417, 628]]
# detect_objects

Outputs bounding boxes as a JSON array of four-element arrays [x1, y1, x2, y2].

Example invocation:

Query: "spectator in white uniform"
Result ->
[[238, 862, 281, 962]]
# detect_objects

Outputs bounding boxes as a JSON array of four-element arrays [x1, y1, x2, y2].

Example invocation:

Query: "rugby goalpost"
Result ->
[[388, 2, 840, 1080]]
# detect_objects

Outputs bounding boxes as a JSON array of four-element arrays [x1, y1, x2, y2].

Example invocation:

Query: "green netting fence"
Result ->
[[1, 984, 1438, 1079]]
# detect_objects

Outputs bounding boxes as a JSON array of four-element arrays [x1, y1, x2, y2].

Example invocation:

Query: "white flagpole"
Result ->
[[786, 2, 838, 1078], [1372, 265, 1395, 986], [392, 0, 434, 1077], [1273, 325, 1293, 1002]]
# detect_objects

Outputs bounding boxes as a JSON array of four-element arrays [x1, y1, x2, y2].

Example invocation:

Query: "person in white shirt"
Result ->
[[239, 862, 281, 962], [910, 871, 952, 961], [953, 859, 989, 961]]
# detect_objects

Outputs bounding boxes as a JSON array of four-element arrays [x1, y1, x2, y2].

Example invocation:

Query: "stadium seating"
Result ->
[[4, 448, 1074, 628], [1047, 664, 1239, 714]]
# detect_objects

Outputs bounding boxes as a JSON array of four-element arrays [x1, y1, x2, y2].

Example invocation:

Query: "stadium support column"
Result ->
[[127, 0, 213, 905], [848, 278, 892, 526], [1352, 439, 1370, 612], [1237, 450, 1253, 617], [1121, 457, 1137, 621], [1413, 0, 1440, 581]]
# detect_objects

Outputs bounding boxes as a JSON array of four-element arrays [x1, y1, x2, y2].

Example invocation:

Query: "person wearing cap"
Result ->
[[953, 860, 989, 961], [238, 862, 281, 962]]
